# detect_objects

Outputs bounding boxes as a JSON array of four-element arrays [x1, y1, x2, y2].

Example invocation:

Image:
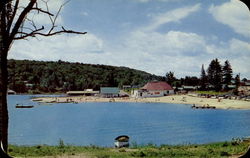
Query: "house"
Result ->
[[238, 80, 250, 95], [25, 83, 34, 89], [100, 87, 120, 98], [222, 84, 236, 90], [241, 80, 250, 86], [132, 81, 174, 98]]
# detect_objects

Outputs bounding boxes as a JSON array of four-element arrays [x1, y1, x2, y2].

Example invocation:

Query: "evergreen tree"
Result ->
[[207, 58, 222, 91], [234, 74, 241, 95], [200, 64, 207, 90], [222, 60, 233, 89], [235, 74, 241, 88]]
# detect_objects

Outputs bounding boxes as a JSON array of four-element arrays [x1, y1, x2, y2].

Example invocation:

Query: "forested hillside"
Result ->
[[7, 59, 162, 93]]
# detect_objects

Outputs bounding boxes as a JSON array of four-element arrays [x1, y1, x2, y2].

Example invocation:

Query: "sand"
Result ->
[[32, 94, 250, 110]]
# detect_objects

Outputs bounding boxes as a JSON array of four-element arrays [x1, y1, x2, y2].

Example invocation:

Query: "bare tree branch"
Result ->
[[46, 0, 71, 34], [31, 7, 54, 16], [14, 26, 87, 40], [12, 0, 87, 41], [7, 0, 19, 34], [8, 0, 37, 47]]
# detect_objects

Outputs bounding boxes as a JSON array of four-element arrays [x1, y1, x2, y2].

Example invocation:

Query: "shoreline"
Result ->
[[32, 94, 250, 110]]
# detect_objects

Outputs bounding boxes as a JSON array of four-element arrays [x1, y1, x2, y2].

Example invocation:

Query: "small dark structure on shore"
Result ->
[[114, 135, 129, 148], [191, 104, 216, 109]]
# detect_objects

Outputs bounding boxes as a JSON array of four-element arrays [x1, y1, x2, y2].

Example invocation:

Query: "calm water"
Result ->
[[8, 95, 250, 146]]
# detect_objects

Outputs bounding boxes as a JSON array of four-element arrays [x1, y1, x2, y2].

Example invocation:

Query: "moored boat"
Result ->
[[16, 104, 34, 108]]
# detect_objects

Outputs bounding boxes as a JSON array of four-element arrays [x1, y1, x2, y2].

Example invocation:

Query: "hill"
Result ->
[[7, 59, 163, 93]]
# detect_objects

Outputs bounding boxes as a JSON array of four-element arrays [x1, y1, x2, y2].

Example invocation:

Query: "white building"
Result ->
[[132, 81, 174, 98]]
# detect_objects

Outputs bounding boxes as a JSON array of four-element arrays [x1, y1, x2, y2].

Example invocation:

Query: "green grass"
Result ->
[[8, 139, 250, 158]]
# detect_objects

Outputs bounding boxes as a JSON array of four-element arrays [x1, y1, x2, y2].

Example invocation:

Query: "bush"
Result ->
[[220, 151, 231, 156]]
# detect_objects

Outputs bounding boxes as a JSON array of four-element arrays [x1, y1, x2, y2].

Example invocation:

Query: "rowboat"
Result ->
[[15, 104, 34, 108]]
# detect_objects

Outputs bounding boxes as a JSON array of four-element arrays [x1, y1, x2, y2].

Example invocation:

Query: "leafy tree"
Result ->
[[0, 0, 86, 151], [166, 71, 176, 86], [8, 59, 161, 92], [207, 58, 222, 91], [200, 64, 207, 90], [183, 76, 200, 86], [222, 60, 233, 89]]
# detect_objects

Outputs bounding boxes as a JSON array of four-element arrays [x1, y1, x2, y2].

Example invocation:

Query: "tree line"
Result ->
[[201, 58, 239, 91], [9, 58, 242, 94], [165, 58, 241, 92], [8, 59, 162, 93]]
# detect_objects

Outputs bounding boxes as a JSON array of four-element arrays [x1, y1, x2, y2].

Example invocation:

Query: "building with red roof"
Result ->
[[132, 81, 174, 98]]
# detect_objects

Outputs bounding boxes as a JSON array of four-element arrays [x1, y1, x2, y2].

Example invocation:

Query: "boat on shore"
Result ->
[[114, 135, 130, 148]]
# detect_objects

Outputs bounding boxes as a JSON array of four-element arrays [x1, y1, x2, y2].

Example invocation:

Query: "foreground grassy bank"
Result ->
[[8, 139, 250, 158]]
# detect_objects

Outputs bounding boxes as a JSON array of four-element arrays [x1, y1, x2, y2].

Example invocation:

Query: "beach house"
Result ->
[[100, 87, 120, 98], [132, 81, 174, 98]]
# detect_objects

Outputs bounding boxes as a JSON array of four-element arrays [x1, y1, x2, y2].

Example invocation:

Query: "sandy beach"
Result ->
[[32, 94, 250, 110]]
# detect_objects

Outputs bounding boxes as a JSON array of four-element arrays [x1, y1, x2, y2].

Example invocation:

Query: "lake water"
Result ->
[[8, 95, 250, 147]]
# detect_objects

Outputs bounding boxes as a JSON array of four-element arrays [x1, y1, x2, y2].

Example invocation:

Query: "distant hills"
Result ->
[[7, 59, 163, 93]]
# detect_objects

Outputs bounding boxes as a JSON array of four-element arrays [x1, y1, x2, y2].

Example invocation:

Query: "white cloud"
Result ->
[[19, 0, 66, 13], [118, 28, 250, 77], [135, 0, 149, 3], [9, 33, 104, 61], [126, 30, 206, 57], [143, 4, 200, 31], [16, 0, 66, 29], [209, 0, 250, 38], [8, 1, 250, 79], [80, 11, 89, 16], [9, 30, 250, 78]]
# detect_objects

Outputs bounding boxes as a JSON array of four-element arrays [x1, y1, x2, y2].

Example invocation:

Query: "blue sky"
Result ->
[[9, 0, 250, 78]]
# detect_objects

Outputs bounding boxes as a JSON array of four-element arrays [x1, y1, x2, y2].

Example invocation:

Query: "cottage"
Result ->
[[100, 87, 120, 98], [133, 81, 174, 98]]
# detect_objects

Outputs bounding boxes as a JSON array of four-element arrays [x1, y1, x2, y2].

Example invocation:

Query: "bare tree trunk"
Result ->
[[0, 2, 9, 150], [0, 50, 8, 152], [0, 0, 86, 152]]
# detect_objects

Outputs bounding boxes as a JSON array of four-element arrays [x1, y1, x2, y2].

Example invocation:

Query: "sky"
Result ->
[[8, 0, 250, 79]]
